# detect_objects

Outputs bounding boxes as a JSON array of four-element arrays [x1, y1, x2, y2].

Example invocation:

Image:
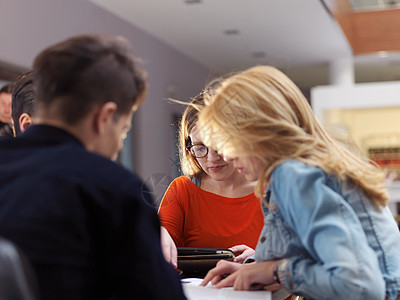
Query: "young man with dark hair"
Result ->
[[0, 34, 185, 300], [0, 83, 14, 137], [12, 71, 35, 136]]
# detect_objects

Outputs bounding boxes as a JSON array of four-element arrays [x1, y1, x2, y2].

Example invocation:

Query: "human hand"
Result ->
[[201, 260, 242, 287], [160, 226, 177, 268], [230, 261, 279, 291], [229, 244, 255, 263], [204, 260, 280, 290]]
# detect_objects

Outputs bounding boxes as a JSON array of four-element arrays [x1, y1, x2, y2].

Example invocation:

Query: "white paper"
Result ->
[[181, 278, 272, 300]]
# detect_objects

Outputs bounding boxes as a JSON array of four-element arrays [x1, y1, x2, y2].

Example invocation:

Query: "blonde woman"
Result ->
[[158, 93, 264, 268], [199, 66, 400, 300]]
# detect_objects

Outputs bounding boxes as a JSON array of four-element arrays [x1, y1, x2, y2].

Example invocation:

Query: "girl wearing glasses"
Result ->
[[199, 65, 400, 300], [158, 92, 264, 268]]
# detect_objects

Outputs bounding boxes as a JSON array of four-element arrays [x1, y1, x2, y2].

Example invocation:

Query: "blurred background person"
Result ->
[[0, 83, 14, 137], [11, 71, 35, 136]]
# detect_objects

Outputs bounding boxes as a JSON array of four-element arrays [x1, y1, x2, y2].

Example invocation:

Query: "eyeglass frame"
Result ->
[[186, 144, 209, 158]]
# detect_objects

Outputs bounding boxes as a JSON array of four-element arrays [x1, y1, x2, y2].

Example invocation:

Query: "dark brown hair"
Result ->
[[33, 34, 146, 124], [12, 71, 35, 136], [0, 83, 13, 95]]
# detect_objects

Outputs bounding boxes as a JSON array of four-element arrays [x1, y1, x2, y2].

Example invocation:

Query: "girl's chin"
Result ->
[[244, 173, 258, 181]]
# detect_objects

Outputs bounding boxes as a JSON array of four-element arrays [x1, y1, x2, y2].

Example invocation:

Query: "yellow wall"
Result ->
[[323, 106, 400, 155]]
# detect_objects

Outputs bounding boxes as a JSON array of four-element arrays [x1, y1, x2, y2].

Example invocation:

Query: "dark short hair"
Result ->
[[33, 34, 146, 124], [0, 83, 13, 95], [12, 71, 35, 136]]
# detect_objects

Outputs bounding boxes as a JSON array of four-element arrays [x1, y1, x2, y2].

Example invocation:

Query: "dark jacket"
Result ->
[[0, 120, 13, 138], [0, 125, 185, 300]]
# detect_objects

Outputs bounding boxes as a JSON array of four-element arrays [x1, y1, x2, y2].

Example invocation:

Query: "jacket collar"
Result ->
[[21, 124, 84, 148]]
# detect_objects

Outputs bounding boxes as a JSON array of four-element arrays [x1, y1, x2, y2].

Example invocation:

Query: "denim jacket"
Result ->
[[255, 159, 400, 300]]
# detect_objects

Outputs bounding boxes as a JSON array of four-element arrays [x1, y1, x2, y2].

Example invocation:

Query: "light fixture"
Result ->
[[184, 0, 202, 4], [223, 29, 240, 35]]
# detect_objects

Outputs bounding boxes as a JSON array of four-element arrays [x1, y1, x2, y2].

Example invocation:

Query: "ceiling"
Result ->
[[88, 0, 400, 90]]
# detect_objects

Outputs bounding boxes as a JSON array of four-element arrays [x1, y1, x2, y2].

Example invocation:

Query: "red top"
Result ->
[[158, 176, 264, 249]]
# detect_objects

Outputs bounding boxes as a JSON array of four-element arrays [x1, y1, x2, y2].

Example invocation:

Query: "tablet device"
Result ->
[[177, 247, 235, 278]]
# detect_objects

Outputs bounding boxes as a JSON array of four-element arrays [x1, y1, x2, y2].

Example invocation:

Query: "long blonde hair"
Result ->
[[198, 65, 388, 207]]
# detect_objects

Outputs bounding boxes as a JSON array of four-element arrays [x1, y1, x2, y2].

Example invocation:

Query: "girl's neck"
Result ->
[[200, 172, 256, 198]]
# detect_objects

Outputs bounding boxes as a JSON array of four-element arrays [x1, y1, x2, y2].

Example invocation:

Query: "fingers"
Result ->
[[204, 260, 280, 292], [201, 262, 227, 286], [263, 282, 282, 291], [214, 272, 238, 288], [203, 261, 279, 292], [233, 270, 253, 290], [229, 244, 247, 252], [233, 248, 255, 263], [233, 261, 277, 291], [229, 244, 249, 254], [201, 260, 241, 287], [229, 244, 255, 263], [233, 253, 248, 263]]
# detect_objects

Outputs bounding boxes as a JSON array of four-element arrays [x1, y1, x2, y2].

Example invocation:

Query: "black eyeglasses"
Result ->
[[186, 144, 208, 158]]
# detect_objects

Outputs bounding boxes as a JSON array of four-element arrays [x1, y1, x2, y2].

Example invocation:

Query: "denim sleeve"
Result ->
[[270, 163, 385, 300]]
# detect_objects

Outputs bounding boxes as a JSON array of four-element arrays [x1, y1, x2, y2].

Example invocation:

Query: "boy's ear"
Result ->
[[19, 113, 34, 133], [93, 102, 118, 134]]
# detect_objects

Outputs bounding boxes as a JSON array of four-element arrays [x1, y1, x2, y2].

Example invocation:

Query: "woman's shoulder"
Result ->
[[273, 159, 325, 178], [161, 176, 197, 205], [270, 160, 332, 195], [168, 176, 200, 190], [171, 175, 194, 184]]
